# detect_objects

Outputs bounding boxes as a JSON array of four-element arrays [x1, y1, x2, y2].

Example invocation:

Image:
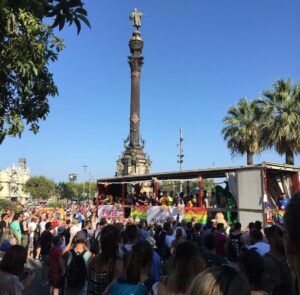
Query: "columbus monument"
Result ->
[[116, 9, 151, 176]]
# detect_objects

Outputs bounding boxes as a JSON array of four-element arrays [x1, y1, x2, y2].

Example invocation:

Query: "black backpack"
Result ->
[[66, 249, 87, 287]]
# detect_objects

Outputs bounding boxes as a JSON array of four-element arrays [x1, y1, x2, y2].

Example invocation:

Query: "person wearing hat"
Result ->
[[146, 236, 161, 283]]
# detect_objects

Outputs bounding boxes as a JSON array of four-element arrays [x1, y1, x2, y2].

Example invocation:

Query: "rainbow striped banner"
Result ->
[[130, 206, 147, 220], [277, 210, 285, 224], [184, 207, 208, 225]]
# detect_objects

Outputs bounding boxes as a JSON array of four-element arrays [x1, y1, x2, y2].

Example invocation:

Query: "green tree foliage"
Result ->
[[255, 79, 300, 165], [222, 98, 261, 165], [160, 179, 215, 194], [24, 176, 56, 199], [57, 181, 97, 200], [0, 0, 90, 143]]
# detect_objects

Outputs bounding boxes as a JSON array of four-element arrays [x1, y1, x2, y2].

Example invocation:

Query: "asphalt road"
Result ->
[[27, 258, 49, 295]]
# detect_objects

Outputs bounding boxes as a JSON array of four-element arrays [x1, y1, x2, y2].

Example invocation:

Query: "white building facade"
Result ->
[[0, 158, 30, 203]]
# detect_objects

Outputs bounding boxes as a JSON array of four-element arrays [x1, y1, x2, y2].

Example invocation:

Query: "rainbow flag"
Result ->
[[277, 210, 285, 224], [130, 206, 147, 220], [184, 207, 207, 225]]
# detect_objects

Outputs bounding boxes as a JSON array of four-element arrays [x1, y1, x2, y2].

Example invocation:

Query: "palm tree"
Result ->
[[255, 79, 300, 165], [222, 98, 261, 165]]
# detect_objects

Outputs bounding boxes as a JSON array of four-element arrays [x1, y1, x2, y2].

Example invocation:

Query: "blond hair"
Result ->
[[186, 266, 250, 295]]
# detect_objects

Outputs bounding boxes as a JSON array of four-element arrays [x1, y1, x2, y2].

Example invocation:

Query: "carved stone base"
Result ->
[[116, 147, 151, 176]]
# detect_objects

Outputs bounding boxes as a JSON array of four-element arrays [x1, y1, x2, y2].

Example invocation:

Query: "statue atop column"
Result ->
[[130, 8, 144, 31]]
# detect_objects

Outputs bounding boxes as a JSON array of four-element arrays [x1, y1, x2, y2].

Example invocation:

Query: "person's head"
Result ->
[[206, 219, 214, 230], [100, 230, 119, 261], [238, 248, 265, 291], [281, 192, 286, 199], [234, 222, 242, 231], [248, 222, 255, 231], [175, 227, 183, 240], [250, 229, 263, 244], [264, 225, 284, 254], [163, 222, 173, 235], [194, 223, 202, 233], [13, 213, 20, 221], [45, 221, 52, 231], [126, 240, 153, 284], [204, 234, 216, 252], [186, 265, 250, 295], [173, 241, 206, 293], [126, 224, 139, 243], [254, 221, 262, 231], [216, 223, 225, 232], [0, 245, 27, 276], [284, 191, 300, 259], [52, 235, 62, 247]]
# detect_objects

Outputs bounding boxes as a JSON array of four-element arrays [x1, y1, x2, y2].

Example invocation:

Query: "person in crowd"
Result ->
[[20, 213, 29, 248], [284, 191, 300, 295], [9, 213, 22, 245], [241, 222, 255, 246], [238, 248, 268, 295], [247, 229, 270, 256], [122, 224, 139, 254], [62, 231, 92, 295], [202, 234, 228, 267], [87, 224, 124, 294], [109, 240, 154, 295], [146, 236, 161, 283], [191, 223, 203, 254], [170, 227, 185, 255], [214, 223, 227, 256], [48, 235, 65, 295], [185, 265, 250, 295], [70, 217, 82, 237], [0, 245, 34, 295], [40, 221, 53, 286], [0, 213, 7, 239], [226, 221, 243, 262], [157, 241, 206, 295], [138, 220, 150, 240], [263, 225, 292, 295], [27, 216, 37, 259], [279, 192, 289, 211]]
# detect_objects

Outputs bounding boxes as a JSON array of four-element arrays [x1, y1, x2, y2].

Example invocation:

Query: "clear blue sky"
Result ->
[[1, 0, 300, 182]]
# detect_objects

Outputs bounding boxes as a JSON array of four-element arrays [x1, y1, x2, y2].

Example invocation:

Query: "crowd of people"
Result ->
[[0, 191, 299, 295]]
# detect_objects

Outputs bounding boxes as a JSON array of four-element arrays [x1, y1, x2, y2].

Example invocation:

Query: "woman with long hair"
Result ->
[[0, 245, 34, 295], [87, 224, 124, 294], [109, 240, 153, 295], [157, 241, 206, 295]]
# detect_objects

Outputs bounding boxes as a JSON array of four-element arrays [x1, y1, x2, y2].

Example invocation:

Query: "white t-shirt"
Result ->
[[70, 224, 82, 237], [39, 221, 46, 234], [28, 222, 37, 238]]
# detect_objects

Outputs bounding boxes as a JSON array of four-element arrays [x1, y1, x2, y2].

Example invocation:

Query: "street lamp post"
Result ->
[[82, 165, 88, 199]]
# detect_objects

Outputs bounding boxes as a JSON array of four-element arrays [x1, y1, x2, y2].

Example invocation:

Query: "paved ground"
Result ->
[[27, 258, 49, 295]]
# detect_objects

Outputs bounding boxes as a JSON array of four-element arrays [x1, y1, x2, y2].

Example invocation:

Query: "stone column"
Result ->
[[128, 31, 144, 148]]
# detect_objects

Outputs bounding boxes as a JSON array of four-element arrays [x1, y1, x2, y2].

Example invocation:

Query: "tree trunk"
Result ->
[[247, 151, 254, 165], [285, 149, 294, 165]]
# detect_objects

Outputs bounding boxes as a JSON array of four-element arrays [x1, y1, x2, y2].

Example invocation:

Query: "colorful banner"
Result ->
[[130, 206, 147, 220], [184, 207, 207, 225], [147, 206, 184, 224], [98, 205, 124, 219], [277, 210, 285, 224]]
